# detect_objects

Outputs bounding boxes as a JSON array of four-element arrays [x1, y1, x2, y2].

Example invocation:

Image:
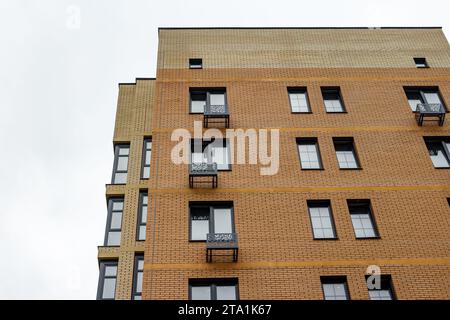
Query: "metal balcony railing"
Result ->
[[206, 233, 239, 262], [188, 162, 218, 188], [415, 103, 446, 126], [203, 104, 230, 128]]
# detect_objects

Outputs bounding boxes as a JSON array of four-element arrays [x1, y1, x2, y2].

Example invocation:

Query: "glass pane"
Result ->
[[210, 93, 225, 105], [191, 219, 209, 240], [212, 146, 229, 170], [112, 201, 123, 211], [141, 206, 147, 223], [107, 231, 121, 246], [191, 100, 206, 113], [216, 286, 236, 300], [142, 195, 148, 205], [142, 167, 150, 179], [191, 286, 211, 300], [298, 144, 320, 169], [117, 156, 128, 171], [138, 259, 144, 270], [136, 272, 143, 293], [138, 226, 146, 240], [145, 150, 151, 165], [146, 141, 152, 149], [429, 144, 450, 168], [191, 152, 207, 164], [213, 208, 232, 234], [102, 278, 116, 299], [134, 295, 142, 300], [104, 265, 117, 277], [118, 147, 129, 156], [110, 211, 122, 229], [424, 92, 442, 105], [114, 172, 127, 184], [289, 92, 309, 112]]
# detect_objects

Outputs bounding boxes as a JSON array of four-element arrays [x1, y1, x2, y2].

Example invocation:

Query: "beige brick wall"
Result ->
[[158, 28, 450, 69], [97, 79, 154, 300]]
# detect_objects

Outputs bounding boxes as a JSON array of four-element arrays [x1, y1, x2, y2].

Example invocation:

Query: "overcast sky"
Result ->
[[0, 0, 449, 300]]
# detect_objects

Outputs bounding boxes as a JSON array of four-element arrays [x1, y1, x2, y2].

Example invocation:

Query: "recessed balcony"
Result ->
[[206, 233, 239, 263], [415, 103, 446, 126], [204, 104, 230, 128], [189, 162, 218, 188]]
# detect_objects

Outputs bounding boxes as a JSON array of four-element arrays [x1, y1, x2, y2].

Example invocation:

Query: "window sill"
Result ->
[[313, 237, 339, 241], [291, 111, 313, 114], [338, 167, 362, 170], [301, 168, 325, 171], [189, 240, 206, 243], [355, 236, 381, 240], [325, 111, 348, 114]]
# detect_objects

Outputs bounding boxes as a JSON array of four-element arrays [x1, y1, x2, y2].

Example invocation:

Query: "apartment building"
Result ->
[[97, 27, 450, 300]]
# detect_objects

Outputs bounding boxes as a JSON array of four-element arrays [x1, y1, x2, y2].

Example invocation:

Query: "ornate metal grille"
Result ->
[[206, 233, 238, 249]]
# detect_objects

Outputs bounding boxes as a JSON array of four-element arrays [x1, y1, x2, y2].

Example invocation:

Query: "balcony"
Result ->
[[189, 162, 218, 188], [204, 104, 230, 128], [206, 233, 239, 263], [415, 103, 446, 126]]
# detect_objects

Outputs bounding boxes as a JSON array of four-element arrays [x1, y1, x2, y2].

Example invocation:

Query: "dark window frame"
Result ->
[[189, 202, 235, 242], [320, 276, 350, 300], [96, 260, 118, 300], [307, 200, 338, 240], [333, 137, 361, 170], [111, 143, 130, 184], [404, 86, 447, 113], [140, 137, 152, 179], [413, 57, 429, 68], [321, 87, 347, 113], [366, 275, 396, 300], [190, 138, 232, 171], [287, 87, 312, 113], [423, 136, 450, 169], [189, 87, 227, 114], [104, 197, 124, 247], [296, 137, 324, 170], [189, 58, 203, 69], [136, 191, 148, 241], [188, 278, 239, 300], [347, 199, 380, 239], [131, 254, 144, 300]]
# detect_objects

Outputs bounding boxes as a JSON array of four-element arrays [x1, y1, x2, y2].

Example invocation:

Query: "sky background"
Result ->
[[0, 0, 449, 300]]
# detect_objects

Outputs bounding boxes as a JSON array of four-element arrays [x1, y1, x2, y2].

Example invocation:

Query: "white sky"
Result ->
[[0, 0, 449, 300]]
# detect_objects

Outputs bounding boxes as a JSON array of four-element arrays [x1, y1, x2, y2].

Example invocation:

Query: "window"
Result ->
[[405, 87, 445, 112], [321, 277, 350, 300], [322, 87, 346, 113], [132, 254, 144, 300], [112, 144, 130, 184], [191, 139, 231, 170], [424, 137, 450, 168], [307, 200, 337, 239], [367, 275, 395, 300], [189, 203, 234, 241], [190, 88, 226, 114], [189, 279, 238, 300], [141, 138, 152, 179], [288, 87, 311, 113], [104, 198, 123, 246], [189, 58, 203, 69], [97, 261, 118, 300], [297, 138, 323, 169], [414, 57, 428, 68], [348, 200, 379, 238], [333, 137, 360, 169], [137, 192, 148, 241]]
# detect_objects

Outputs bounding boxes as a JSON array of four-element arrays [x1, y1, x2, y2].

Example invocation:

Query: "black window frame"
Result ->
[[189, 202, 235, 242], [404, 86, 447, 113], [140, 137, 152, 180], [333, 137, 361, 170], [104, 197, 124, 247], [188, 278, 239, 300], [190, 138, 231, 171], [321, 87, 347, 113], [97, 260, 118, 300], [189, 87, 227, 114], [414, 57, 429, 68], [189, 58, 203, 69], [296, 137, 324, 170], [111, 143, 130, 184], [366, 275, 396, 300], [423, 136, 450, 169], [136, 191, 148, 241], [307, 200, 338, 240], [347, 199, 380, 239], [132, 254, 144, 300], [320, 276, 350, 300], [287, 87, 312, 113]]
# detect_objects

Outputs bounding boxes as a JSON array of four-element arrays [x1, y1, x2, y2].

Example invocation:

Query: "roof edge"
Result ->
[[158, 26, 442, 31]]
